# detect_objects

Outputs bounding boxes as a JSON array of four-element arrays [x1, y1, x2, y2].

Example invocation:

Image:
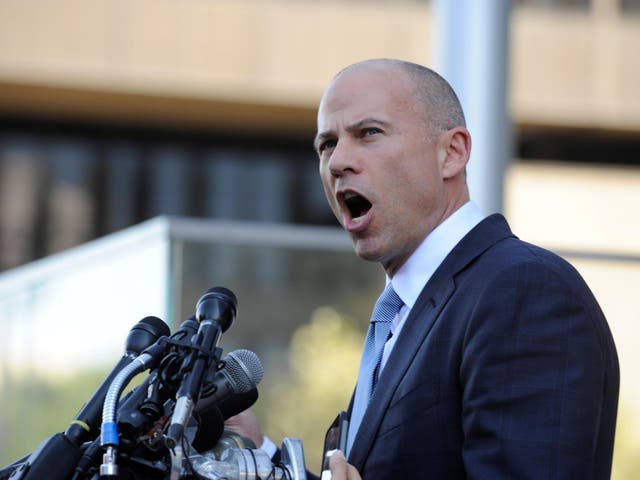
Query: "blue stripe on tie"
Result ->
[[346, 283, 403, 455]]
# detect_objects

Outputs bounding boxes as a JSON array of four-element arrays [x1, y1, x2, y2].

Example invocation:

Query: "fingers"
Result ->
[[328, 450, 348, 479], [329, 450, 362, 480]]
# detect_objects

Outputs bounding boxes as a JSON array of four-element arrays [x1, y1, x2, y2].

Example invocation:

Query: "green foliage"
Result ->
[[261, 306, 363, 474], [0, 367, 145, 467], [0, 368, 108, 465]]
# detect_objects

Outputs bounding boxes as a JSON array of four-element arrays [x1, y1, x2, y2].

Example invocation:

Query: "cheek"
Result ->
[[319, 170, 333, 199], [320, 173, 341, 216], [389, 170, 442, 221]]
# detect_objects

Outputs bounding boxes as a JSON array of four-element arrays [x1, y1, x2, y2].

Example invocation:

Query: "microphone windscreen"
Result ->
[[225, 349, 264, 390], [217, 388, 259, 420], [195, 286, 237, 333], [139, 315, 171, 337], [125, 316, 170, 354], [192, 406, 225, 453]]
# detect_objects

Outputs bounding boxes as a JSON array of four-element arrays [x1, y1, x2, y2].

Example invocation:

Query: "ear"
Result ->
[[440, 127, 471, 179]]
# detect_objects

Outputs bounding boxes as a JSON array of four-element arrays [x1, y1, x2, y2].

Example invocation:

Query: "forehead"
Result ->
[[317, 65, 415, 130]]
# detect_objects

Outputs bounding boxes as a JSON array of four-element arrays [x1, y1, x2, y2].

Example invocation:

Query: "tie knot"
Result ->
[[371, 283, 403, 324]]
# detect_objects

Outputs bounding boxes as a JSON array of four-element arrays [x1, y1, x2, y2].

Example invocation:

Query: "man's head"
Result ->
[[315, 59, 471, 276]]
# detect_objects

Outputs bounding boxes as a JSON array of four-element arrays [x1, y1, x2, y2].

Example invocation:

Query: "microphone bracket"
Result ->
[[175, 343, 223, 380], [156, 337, 223, 367]]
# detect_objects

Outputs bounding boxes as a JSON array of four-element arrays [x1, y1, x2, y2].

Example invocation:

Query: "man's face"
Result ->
[[315, 65, 449, 276]]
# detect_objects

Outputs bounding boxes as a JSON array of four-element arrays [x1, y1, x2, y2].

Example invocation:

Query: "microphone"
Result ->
[[191, 349, 263, 453], [166, 287, 237, 448], [173, 315, 199, 342], [115, 315, 200, 439], [192, 406, 225, 453], [65, 316, 170, 445], [218, 388, 259, 420], [196, 349, 264, 415], [195, 286, 237, 333]]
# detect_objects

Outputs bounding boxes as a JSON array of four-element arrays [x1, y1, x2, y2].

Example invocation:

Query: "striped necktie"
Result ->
[[346, 283, 403, 455]]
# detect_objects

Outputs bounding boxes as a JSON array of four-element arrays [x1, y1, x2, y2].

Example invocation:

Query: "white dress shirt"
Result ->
[[379, 201, 486, 373]]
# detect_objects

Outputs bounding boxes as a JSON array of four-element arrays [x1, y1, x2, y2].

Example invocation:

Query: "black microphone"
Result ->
[[196, 349, 264, 415], [218, 388, 259, 420], [173, 315, 199, 342], [192, 406, 225, 453], [166, 287, 237, 448], [115, 315, 199, 439], [191, 350, 262, 453], [195, 287, 236, 332], [65, 316, 170, 445]]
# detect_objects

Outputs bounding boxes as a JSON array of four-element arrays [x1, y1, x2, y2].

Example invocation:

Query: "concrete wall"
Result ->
[[0, 1, 638, 134]]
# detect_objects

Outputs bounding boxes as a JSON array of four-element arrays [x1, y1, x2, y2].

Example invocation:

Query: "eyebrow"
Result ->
[[314, 117, 391, 151]]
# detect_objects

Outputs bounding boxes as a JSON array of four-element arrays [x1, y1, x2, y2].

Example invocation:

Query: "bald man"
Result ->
[[232, 59, 619, 480]]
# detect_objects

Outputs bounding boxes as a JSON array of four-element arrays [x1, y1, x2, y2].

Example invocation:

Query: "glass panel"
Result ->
[[175, 239, 381, 356]]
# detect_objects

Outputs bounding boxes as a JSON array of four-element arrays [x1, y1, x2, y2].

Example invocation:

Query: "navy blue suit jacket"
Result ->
[[346, 215, 619, 479]]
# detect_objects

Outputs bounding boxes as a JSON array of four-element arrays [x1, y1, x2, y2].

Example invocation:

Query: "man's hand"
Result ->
[[329, 450, 362, 480], [224, 409, 264, 447]]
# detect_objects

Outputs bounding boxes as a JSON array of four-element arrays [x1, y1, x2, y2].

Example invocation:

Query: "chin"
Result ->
[[353, 239, 387, 264]]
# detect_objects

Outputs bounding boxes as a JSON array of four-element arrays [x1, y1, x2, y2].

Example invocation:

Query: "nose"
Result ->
[[326, 141, 359, 178]]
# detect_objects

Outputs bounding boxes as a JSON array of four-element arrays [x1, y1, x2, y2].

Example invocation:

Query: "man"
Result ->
[[231, 58, 619, 479]]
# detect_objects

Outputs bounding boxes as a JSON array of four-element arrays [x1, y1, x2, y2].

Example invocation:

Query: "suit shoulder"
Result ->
[[477, 235, 585, 287], [467, 236, 613, 341]]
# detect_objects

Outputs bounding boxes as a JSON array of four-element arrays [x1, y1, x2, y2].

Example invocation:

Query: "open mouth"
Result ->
[[344, 192, 372, 220]]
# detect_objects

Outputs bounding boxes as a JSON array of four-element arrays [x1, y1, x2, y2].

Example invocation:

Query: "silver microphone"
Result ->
[[196, 349, 264, 413]]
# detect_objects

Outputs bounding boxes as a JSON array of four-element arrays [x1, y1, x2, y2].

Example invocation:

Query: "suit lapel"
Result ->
[[347, 214, 514, 469]]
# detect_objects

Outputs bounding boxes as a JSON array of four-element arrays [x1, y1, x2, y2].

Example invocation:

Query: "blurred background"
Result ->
[[0, 0, 639, 477]]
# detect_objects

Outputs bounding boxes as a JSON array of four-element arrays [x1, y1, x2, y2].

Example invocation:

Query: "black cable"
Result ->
[[244, 448, 262, 480], [271, 455, 293, 480]]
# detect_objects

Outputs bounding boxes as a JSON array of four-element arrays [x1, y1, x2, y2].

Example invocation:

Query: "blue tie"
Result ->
[[346, 283, 404, 455]]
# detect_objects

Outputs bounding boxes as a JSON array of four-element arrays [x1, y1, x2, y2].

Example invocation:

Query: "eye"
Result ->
[[362, 127, 382, 137], [318, 138, 337, 154]]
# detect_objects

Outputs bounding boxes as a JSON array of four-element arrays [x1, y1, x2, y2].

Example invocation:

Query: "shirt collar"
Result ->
[[387, 201, 486, 309]]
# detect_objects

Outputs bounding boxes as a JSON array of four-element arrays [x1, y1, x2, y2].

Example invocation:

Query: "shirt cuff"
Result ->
[[259, 435, 278, 459]]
